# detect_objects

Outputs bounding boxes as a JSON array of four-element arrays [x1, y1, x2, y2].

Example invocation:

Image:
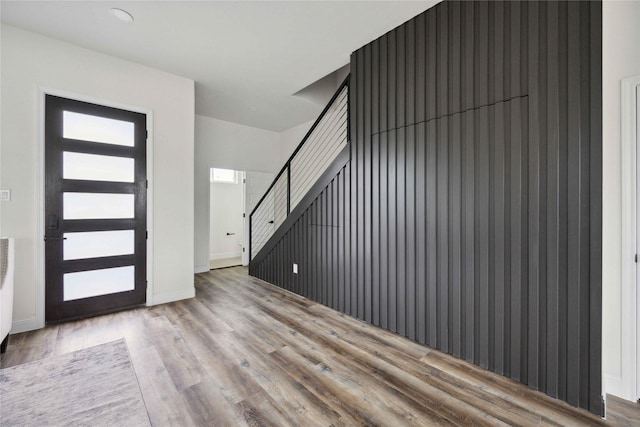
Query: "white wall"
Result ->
[[194, 115, 282, 272], [0, 25, 196, 331], [279, 119, 314, 164], [280, 66, 346, 163], [602, 1, 640, 398], [209, 178, 243, 259]]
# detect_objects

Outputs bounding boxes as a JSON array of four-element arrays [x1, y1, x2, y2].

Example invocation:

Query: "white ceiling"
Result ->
[[1, 1, 437, 131]]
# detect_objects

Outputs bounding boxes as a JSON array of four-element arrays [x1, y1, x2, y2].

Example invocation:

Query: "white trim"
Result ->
[[637, 84, 640, 401], [619, 75, 640, 402], [194, 266, 209, 274], [11, 317, 40, 335], [152, 286, 195, 306], [604, 373, 625, 402], [242, 171, 249, 266], [35, 88, 46, 331], [145, 112, 154, 308], [36, 86, 155, 324], [210, 251, 242, 260]]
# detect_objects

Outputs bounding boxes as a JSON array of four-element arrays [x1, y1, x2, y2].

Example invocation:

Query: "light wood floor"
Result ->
[[2, 267, 639, 426]]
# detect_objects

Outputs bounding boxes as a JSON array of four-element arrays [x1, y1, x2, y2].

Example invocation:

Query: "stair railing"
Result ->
[[249, 76, 349, 260]]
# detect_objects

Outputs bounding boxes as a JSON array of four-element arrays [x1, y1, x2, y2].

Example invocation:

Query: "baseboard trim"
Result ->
[[11, 287, 197, 332], [604, 373, 626, 401], [149, 286, 195, 306], [11, 317, 42, 334], [194, 266, 209, 274], [210, 252, 241, 260]]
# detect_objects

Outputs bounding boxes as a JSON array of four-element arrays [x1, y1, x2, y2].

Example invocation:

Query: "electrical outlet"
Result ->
[[0, 190, 10, 202], [293, 263, 298, 274]]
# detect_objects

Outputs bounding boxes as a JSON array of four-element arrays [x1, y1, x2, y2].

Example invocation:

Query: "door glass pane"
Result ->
[[64, 193, 134, 219], [63, 111, 135, 147], [64, 230, 134, 260], [63, 266, 134, 301], [63, 152, 134, 182]]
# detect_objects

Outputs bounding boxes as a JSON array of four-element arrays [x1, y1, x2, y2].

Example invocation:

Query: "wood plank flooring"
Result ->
[[2, 266, 639, 426]]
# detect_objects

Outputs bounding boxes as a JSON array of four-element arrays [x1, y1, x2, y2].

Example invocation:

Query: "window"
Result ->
[[210, 168, 238, 184]]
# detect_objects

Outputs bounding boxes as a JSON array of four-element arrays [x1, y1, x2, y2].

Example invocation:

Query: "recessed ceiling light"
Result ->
[[110, 8, 134, 23]]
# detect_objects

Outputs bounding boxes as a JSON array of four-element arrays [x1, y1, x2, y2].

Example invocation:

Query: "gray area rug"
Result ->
[[0, 338, 150, 427]]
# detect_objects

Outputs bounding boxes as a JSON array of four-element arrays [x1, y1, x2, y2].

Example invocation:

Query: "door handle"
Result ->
[[268, 220, 274, 224], [44, 236, 67, 241], [226, 232, 235, 236]]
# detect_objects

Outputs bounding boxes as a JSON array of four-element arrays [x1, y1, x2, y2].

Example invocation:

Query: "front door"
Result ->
[[44, 95, 147, 322]]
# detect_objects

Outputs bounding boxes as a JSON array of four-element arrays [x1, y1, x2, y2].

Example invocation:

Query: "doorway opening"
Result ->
[[209, 168, 243, 270], [208, 169, 274, 269]]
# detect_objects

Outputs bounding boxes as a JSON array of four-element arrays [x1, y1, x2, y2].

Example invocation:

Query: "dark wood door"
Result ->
[[44, 95, 147, 322]]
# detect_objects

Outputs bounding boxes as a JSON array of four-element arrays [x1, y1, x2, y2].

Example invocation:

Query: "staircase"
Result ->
[[249, 77, 349, 264]]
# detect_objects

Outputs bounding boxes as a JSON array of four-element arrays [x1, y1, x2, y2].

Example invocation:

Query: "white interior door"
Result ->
[[243, 171, 274, 265]]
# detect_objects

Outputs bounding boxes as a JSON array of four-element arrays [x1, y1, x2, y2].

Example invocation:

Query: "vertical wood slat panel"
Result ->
[[494, 100, 506, 375], [588, 1, 603, 414], [462, 107, 475, 363], [545, 0, 560, 398], [350, 52, 359, 317], [249, 0, 602, 416], [397, 127, 406, 336], [405, 18, 417, 341], [510, 98, 524, 382], [388, 130, 397, 332], [317, 193, 323, 304], [406, 125, 416, 341], [415, 122, 426, 345], [578, 2, 591, 410], [379, 132, 389, 330], [344, 163, 351, 315], [436, 116, 449, 352], [477, 105, 490, 370], [449, 113, 462, 358], [415, 13, 426, 124], [363, 43, 372, 322], [557, 1, 569, 402], [334, 176, 340, 309], [565, 1, 581, 407], [426, 120, 438, 348], [527, 0, 541, 391], [406, 18, 416, 131], [322, 183, 327, 306], [448, 0, 462, 359], [371, 38, 381, 325], [372, 134, 380, 325], [357, 46, 366, 320]]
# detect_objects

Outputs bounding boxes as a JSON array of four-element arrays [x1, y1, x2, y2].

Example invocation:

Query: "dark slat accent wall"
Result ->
[[250, 0, 602, 415], [253, 164, 351, 311]]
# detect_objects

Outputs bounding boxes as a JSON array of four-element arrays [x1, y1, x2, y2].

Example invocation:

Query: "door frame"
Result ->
[[242, 171, 249, 266], [619, 75, 640, 402], [35, 87, 154, 329]]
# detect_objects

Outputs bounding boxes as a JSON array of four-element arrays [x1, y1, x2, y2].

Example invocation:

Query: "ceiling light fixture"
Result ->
[[110, 8, 134, 23]]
